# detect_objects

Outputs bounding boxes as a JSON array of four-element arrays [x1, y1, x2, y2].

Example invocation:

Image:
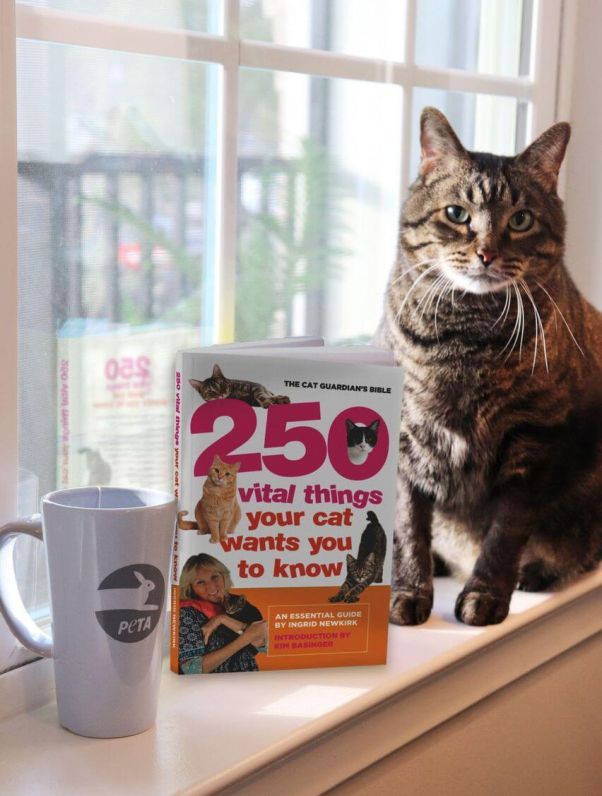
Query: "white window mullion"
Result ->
[[240, 39, 405, 83], [15, 3, 231, 64], [239, 39, 534, 98], [411, 66, 532, 100], [400, 0, 417, 204], [214, 0, 240, 343], [529, 0, 563, 135], [15, 5, 536, 103]]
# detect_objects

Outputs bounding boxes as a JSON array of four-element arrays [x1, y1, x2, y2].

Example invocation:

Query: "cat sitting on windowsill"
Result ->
[[376, 107, 602, 627]]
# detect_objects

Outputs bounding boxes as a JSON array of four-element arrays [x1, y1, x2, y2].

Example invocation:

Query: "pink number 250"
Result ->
[[191, 400, 387, 481]]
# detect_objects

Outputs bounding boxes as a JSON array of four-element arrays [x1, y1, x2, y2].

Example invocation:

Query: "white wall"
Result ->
[[562, 0, 602, 311]]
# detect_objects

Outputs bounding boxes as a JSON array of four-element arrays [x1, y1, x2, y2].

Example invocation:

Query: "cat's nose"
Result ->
[[477, 249, 498, 266]]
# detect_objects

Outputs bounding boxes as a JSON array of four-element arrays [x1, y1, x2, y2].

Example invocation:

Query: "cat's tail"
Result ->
[[271, 395, 291, 405], [177, 510, 198, 531]]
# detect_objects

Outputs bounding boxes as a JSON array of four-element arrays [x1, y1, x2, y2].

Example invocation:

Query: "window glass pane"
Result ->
[[411, 89, 525, 181], [18, 0, 223, 34], [240, 0, 406, 62], [17, 40, 218, 502], [415, 0, 532, 77], [237, 68, 402, 344]]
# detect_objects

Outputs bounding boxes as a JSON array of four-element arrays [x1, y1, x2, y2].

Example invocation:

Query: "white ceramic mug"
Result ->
[[0, 486, 177, 738]]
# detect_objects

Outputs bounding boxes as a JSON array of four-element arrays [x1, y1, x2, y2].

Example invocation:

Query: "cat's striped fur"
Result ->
[[376, 108, 602, 626]]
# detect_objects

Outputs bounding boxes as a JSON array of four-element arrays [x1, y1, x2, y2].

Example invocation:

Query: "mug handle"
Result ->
[[0, 514, 53, 658]]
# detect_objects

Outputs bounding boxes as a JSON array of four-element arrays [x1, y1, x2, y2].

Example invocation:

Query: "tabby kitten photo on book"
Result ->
[[346, 419, 380, 464], [190, 364, 290, 408], [376, 107, 602, 626], [177, 454, 242, 543], [328, 511, 387, 603]]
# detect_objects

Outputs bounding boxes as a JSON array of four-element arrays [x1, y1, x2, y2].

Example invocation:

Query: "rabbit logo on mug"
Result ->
[[95, 564, 165, 643]]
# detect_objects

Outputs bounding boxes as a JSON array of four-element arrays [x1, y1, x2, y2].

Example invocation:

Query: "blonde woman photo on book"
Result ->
[[178, 554, 268, 674]]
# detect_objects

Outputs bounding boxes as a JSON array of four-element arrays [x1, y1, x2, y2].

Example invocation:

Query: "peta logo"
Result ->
[[95, 564, 165, 643]]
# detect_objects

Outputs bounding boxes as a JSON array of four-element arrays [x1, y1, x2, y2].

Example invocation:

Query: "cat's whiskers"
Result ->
[[415, 276, 439, 317], [517, 282, 526, 362], [418, 275, 447, 320], [394, 261, 442, 323], [517, 280, 538, 371], [498, 281, 521, 360], [533, 277, 585, 357], [491, 284, 511, 329], [390, 258, 439, 287], [518, 276, 549, 373]]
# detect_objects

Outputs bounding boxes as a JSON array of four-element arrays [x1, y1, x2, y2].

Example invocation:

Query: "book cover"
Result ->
[[171, 341, 403, 674]]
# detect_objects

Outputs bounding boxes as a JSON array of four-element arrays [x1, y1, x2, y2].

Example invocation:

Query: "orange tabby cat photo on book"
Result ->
[[177, 455, 242, 544]]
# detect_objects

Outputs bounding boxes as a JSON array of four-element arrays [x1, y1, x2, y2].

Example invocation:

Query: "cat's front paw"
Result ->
[[389, 589, 432, 625], [455, 588, 509, 626], [328, 594, 343, 603]]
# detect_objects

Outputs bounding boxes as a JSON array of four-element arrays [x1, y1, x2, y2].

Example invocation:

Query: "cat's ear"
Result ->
[[516, 122, 571, 189], [212, 453, 223, 467], [419, 107, 468, 177], [189, 378, 204, 392], [346, 419, 356, 433], [231, 461, 242, 473], [212, 364, 224, 379], [369, 420, 380, 433]]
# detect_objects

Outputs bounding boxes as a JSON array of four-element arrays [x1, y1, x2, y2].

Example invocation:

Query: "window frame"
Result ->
[[0, 0, 563, 675]]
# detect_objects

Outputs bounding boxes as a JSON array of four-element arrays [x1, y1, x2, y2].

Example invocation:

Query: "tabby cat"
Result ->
[[178, 454, 242, 543], [376, 107, 602, 626], [328, 511, 387, 603], [190, 364, 290, 408]]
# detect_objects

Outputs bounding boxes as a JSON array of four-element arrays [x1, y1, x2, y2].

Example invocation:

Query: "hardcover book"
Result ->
[[171, 337, 403, 673]]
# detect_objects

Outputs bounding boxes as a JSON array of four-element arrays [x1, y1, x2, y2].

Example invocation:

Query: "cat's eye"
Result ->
[[445, 205, 470, 224], [214, 468, 219, 473], [508, 210, 534, 232]]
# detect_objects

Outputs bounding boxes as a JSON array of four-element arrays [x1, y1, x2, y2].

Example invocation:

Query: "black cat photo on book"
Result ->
[[171, 336, 404, 673], [328, 511, 387, 604], [346, 419, 380, 464]]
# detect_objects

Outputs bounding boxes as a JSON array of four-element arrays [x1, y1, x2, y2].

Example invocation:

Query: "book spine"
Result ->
[[170, 353, 183, 674]]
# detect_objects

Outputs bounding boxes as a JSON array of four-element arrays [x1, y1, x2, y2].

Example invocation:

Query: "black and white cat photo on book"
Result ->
[[346, 419, 380, 464]]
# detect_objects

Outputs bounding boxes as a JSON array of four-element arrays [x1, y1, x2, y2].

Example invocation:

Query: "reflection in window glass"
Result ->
[[411, 89, 524, 180], [17, 0, 223, 34], [17, 40, 218, 500], [415, 0, 531, 77], [240, 0, 406, 62], [237, 68, 402, 345]]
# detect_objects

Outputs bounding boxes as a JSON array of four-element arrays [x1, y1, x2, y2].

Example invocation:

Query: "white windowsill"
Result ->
[[0, 571, 600, 796]]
